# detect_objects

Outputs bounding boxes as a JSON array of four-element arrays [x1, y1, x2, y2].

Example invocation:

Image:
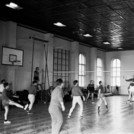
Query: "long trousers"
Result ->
[[98, 95, 107, 107], [68, 96, 83, 116], [28, 94, 35, 111], [49, 105, 63, 134]]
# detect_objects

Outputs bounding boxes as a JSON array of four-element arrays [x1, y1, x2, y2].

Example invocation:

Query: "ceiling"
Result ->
[[1, 0, 134, 51]]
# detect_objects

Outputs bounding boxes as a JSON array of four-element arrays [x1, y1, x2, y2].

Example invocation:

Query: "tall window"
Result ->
[[79, 54, 86, 87], [97, 58, 103, 85], [111, 59, 120, 86], [53, 49, 70, 88]]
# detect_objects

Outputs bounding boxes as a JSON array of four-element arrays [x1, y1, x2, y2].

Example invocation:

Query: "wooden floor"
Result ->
[[0, 96, 134, 134]]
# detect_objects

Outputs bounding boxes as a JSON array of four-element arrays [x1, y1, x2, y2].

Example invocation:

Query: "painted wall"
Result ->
[[54, 37, 71, 50]]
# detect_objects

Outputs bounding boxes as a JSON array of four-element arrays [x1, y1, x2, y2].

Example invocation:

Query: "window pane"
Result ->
[[79, 76, 82, 86], [112, 77, 116, 86], [81, 66, 85, 75], [111, 59, 121, 86], [117, 68, 120, 76], [79, 76, 84, 87], [79, 65, 82, 75], [79, 54, 85, 64], [97, 68, 102, 76], [79, 54, 82, 64], [113, 59, 116, 67], [97, 58, 102, 67], [117, 59, 120, 67], [113, 71, 116, 77], [116, 77, 120, 86]]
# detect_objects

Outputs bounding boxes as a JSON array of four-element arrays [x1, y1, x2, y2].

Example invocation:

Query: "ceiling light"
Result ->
[[103, 42, 110, 45], [5, 2, 22, 9], [83, 34, 92, 37], [53, 22, 66, 27]]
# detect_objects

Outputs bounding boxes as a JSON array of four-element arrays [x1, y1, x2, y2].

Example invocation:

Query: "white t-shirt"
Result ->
[[0, 84, 4, 93]]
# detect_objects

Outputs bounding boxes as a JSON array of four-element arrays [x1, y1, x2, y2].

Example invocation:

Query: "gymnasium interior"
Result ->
[[0, 0, 134, 134]]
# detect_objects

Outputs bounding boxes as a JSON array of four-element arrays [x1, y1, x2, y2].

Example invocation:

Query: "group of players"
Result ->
[[48, 79, 109, 134], [1, 72, 134, 134]]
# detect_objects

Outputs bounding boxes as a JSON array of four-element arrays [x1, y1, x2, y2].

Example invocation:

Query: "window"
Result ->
[[79, 54, 86, 87], [97, 58, 103, 85], [111, 59, 120, 86], [53, 49, 70, 88]]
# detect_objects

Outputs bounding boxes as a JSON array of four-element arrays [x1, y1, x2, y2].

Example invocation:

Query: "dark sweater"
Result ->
[[2, 89, 9, 101], [71, 86, 83, 96], [29, 85, 37, 95]]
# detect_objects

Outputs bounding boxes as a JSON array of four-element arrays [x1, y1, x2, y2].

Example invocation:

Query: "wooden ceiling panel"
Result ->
[[1, 0, 134, 51]]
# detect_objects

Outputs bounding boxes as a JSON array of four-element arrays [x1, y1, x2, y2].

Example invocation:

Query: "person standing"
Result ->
[[2, 82, 27, 124], [97, 81, 108, 112], [68, 80, 85, 118], [48, 78, 65, 134], [86, 80, 95, 103], [33, 67, 40, 82]]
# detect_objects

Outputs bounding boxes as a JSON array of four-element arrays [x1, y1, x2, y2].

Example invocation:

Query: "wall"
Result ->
[[106, 50, 134, 94], [0, 20, 54, 91], [0, 20, 107, 92], [54, 37, 71, 50], [0, 21, 17, 91]]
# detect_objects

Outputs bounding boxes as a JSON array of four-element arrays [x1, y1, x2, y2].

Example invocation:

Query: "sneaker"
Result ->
[[67, 115, 71, 119], [4, 120, 11, 124], [27, 112, 33, 114], [98, 106, 100, 112], [27, 110, 33, 114], [24, 104, 29, 110]]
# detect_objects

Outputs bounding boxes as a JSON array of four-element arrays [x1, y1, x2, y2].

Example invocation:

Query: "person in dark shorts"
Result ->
[[86, 80, 95, 103], [48, 78, 65, 134], [2, 82, 27, 124]]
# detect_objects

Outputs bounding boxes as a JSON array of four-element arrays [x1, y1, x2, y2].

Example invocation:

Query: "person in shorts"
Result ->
[[2, 82, 27, 124]]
